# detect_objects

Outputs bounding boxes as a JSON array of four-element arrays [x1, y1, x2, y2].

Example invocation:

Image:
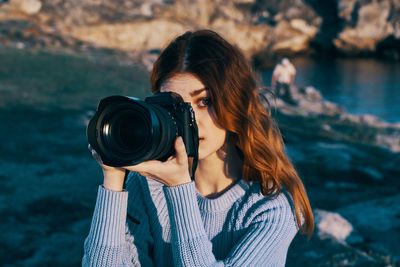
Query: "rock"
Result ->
[[210, 19, 271, 55], [337, 0, 359, 24], [0, 0, 324, 60], [375, 133, 400, 152], [314, 209, 353, 243], [68, 19, 189, 52], [234, 0, 255, 4], [140, 2, 153, 17], [16, 41, 25, 49], [360, 114, 380, 126], [395, 21, 400, 39], [271, 19, 318, 54], [324, 182, 358, 190], [11, 0, 42, 15], [354, 166, 383, 180], [376, 35, 400, 60], [261, 85, 400, 153], [215, 2, 246, 24], [334, 0, 394, 55], [305, 142, 353, 172], [290, 18, 318, 36], [303, 86, 322, 101], [2, 0, 399, 62], [270, 86, 343, 116], [251, 0, 320, 25], [337, 195, 400, 258]]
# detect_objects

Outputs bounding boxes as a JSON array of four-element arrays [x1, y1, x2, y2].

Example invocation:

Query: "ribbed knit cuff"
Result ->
[[88, 185, 129, 246], [163, 182, 206, 242]]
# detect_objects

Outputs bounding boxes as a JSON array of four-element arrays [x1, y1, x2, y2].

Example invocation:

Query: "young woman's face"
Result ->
[[160, 73, 227, 161]]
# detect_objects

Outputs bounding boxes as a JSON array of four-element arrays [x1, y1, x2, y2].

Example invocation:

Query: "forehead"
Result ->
[[160, 73, 206, 98]]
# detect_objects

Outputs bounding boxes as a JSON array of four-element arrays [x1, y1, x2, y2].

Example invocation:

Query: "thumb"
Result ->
[[175, 136, 188, 165]]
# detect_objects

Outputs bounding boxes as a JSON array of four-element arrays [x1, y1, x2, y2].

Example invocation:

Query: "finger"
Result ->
[[88, 145, 103, 164], [92, 151, 103, 164], [175, 136, 188, 165]]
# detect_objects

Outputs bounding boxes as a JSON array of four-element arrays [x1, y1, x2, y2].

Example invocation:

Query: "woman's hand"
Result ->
[[89, 137, 191, 190], [88, 144, 126, 191], [123, 136, 191, 187]]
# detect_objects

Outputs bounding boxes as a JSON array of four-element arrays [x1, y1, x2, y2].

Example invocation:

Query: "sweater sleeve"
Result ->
[[163, 182, 298, 267], [82, 182, 154, 266]]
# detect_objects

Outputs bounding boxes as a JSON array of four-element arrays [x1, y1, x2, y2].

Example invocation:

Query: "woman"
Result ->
[[83, 30, 313, 266]]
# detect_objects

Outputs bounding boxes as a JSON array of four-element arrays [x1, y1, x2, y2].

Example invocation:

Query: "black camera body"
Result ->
[[87, 92, 199, 169]]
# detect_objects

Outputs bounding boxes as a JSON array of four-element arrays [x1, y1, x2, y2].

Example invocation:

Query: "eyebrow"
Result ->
[[189, 87, 208, 96]]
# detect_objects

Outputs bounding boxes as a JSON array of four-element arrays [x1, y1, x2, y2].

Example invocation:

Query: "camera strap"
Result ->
[[190, 154, 198, 180], [190, 122, 199, 180], [188, 104, 199, 181]]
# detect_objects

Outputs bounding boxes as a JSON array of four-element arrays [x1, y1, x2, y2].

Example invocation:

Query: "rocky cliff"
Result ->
[[0, 0, 399, 69]]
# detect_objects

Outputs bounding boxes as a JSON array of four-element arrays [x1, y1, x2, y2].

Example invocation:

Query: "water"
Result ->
[[262, 57, 400, 123]]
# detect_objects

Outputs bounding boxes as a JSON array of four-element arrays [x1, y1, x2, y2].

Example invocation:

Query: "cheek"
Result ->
[[198, 127, 226, 159], [202, 120, 226, 147], [195, 106, 224, 131], [194, 108, 226, 147], [213, 129, 227, 152]]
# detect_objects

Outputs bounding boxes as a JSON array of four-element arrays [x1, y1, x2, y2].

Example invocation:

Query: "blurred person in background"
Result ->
[[83, 30, 313, 266], [271, 58, 296, 104]]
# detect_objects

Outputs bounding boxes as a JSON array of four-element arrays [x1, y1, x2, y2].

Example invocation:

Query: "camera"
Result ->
[[87, 92, 199, 170]]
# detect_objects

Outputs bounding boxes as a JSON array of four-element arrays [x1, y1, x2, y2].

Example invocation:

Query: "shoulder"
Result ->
[[244, 181, 295, 211], [235, 181, 297, 229]]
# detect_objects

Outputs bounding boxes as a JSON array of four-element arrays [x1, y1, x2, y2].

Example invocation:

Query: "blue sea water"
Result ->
[[262, 57, 400, 123]]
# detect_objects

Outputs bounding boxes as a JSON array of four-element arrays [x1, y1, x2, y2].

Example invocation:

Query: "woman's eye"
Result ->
[[199, 98, 212, 107]]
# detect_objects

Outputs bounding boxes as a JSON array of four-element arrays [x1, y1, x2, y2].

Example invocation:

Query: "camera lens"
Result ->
[[117, 113, 146, 150], [108, 110, 149, 152], [100, 102, 155, 160]]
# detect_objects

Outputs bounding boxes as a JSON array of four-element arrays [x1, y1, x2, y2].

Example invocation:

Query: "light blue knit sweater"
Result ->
[[82, 172, 298, 266]]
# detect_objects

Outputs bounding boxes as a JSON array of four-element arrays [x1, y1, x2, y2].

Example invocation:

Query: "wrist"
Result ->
[[103, 169, 126, 191]]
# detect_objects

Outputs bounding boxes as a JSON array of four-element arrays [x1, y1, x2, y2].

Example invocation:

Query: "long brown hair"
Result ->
[[150, 30, 313, 236]]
